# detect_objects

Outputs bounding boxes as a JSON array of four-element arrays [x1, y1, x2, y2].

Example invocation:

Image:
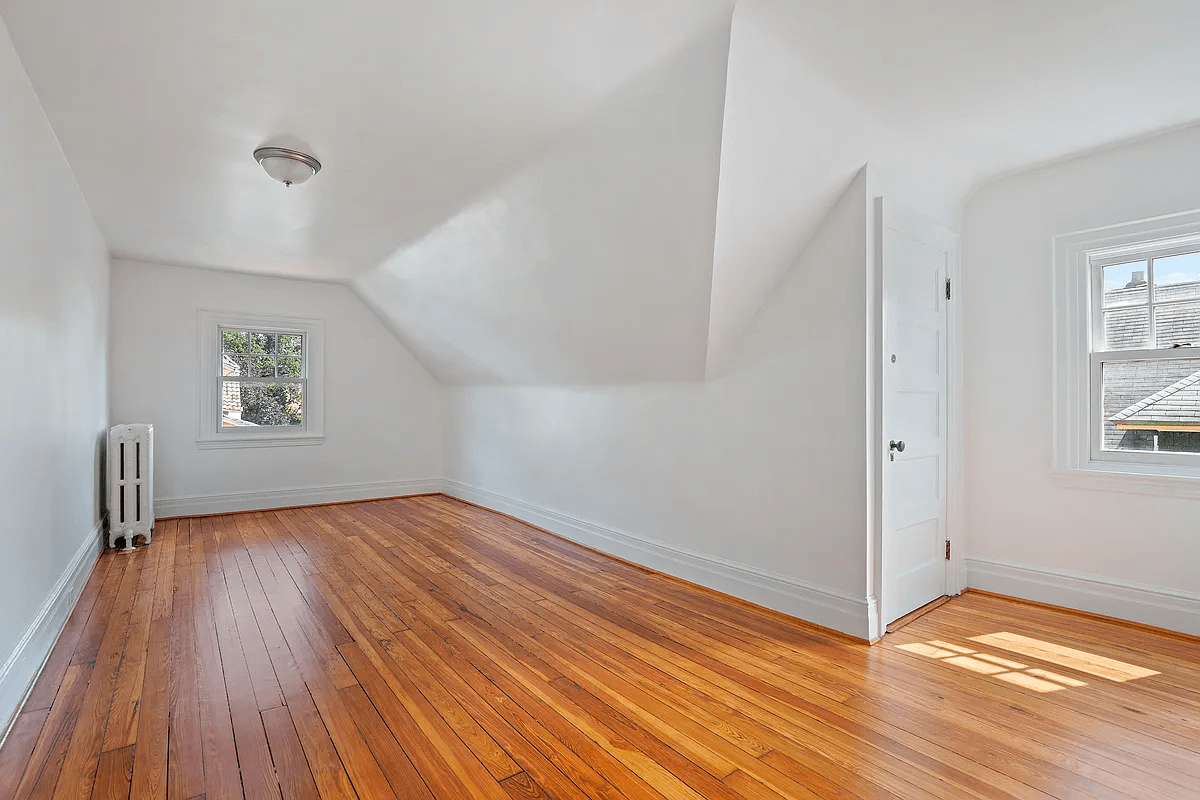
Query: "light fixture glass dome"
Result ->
[[254, 147, 321, 186]]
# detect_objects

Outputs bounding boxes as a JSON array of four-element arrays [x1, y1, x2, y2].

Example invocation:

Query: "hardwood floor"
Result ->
[[2, 495, 1199, 800]]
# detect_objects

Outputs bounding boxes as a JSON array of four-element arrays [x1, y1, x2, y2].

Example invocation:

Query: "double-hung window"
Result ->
[[1091, 247, 1200, 463], [197, 310, 324, 448], [219, 327, 307, 429], [1054, 211, 1200, 491]]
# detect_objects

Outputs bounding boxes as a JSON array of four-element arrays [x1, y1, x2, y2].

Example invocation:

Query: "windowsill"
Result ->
[[1052, 463, 1200, 499], [196, 434, 325, 450]]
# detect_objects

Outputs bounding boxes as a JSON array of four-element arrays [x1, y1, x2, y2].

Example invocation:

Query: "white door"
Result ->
[[881, 200, 955, 625]]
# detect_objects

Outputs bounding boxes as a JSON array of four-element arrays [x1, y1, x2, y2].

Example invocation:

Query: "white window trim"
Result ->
[[197, 309, 325, 449], [1052, 208, 1200, 498]]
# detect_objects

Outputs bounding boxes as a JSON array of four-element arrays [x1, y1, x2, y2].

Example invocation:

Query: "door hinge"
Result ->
[[945, 540, 952, 560], [945, 277, 951, 301]]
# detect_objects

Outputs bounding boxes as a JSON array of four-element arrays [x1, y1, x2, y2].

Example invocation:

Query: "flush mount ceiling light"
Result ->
[[253, 147, 321, 187]]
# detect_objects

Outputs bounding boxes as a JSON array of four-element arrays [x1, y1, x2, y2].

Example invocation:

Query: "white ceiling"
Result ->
[[4, 0, 1200, 383], [0, 0, 733, 280], [706, 0, 1200, 373]]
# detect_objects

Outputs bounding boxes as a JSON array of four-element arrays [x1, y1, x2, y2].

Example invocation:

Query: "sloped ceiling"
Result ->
[[4, 0, 1200, 385], [0, 0, 733, 280], [706, 0, 1200, 374], [355, 25, 728, 385]]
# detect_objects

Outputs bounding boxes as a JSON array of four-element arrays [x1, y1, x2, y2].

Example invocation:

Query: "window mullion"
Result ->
[[1148, 257, 1157, 348]]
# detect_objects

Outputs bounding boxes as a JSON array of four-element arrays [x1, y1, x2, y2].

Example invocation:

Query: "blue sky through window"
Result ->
[[1103, 262, 1145, 294], [1154, 251, 1200, 287], [1103, 254, 1200, 293]]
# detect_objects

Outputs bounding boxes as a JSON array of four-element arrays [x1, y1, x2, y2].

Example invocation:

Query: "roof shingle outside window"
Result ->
[[1104, 277, 1200, 350], [1102, 276, 1200, 450]]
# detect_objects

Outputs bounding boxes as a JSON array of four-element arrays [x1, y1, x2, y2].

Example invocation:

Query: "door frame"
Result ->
[[869, 197, 963, 640]]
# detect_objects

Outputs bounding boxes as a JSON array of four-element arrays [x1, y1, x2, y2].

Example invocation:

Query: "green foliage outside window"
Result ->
[[241, 384, 303, 426], [221, 329, 304, 426]]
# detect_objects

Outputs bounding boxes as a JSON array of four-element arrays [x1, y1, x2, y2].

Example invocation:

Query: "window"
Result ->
[[1092, 250, 1200, 462], [197, 311, 324, 449], [219, 328, 306, 428], [1054, 210, 1200, 494]]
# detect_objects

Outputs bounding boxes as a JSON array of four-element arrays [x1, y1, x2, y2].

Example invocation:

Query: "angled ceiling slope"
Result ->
[[356, 23, 731, 386], [0, 0, 733, 281], [708, 0, 1200, 375], [7, 0, 1200, 389]]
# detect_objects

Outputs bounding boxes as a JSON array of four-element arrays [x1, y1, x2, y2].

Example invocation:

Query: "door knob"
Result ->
[[889, 440, 905, 453]]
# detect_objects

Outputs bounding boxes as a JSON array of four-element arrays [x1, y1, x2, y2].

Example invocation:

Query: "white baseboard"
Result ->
[[442, 480, 873, 640], [964, 557, 1200, 637], [0, 519, 103, 743], [156, 478, 444, 518]]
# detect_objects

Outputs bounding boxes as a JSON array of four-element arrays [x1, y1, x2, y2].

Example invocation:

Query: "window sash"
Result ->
[[217, 327, 307, 379], [1090, 240, 1200, 464], [217, 377, 308, 432], [1089, 347, 1200, 466], [1091, 249, 1200, 351]]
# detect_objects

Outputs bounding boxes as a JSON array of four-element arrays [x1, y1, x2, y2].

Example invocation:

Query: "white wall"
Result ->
[[110, 261, 445, 515], [963, 125, 1200, 634], [447, 170, 877, 637], [0, 16, 110, 730]]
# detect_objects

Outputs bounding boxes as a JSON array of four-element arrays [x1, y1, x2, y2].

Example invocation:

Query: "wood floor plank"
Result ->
[[52, 545, 148, 800], [251, 516, 395, 800], [24, 556, 110, 711], [229, 524, 357, 800], [100, 540, 161, 752], [11, 663, 93, 800], [399, 615, 641, 800], [498, 772, 552, 800], [5, 495, 1200, 800], [261, 707, 321, 800], [337, 684, 435, 800], [334, 642, 475, 799], [167, 520, 206, 800], [209, 516, 284, 712], [0, 711, 45, 800], [204, 518, 278, 800], [90, 745, 134, 800], [128, 518, 175, 800]]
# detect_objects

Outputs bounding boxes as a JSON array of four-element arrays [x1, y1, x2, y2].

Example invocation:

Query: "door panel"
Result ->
[[894, 391, 940, 439], [894, 323, 940, 381], [882, 200, 955, 625], [889, 455, 940, 508], [890, 519, 942, 577]]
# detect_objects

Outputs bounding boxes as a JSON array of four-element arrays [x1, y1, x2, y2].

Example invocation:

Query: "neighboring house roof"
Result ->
[[1104, 278, 1200, 350], [1111, 369, 1200, 431]]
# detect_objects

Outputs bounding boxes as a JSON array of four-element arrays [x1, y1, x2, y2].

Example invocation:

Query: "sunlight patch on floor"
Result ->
[[969, 632, 1159, 682], [896, 638, 1094, 693]]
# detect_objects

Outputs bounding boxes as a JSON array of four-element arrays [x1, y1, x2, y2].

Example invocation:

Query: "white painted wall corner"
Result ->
[[0, 519, 104, 744]]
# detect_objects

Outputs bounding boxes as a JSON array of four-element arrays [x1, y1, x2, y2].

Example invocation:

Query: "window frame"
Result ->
[[218, 325, 309, 432], [197, 310, 325, 449], [1088, 242, 1200, 468], [1053, 209, 1200, 497]]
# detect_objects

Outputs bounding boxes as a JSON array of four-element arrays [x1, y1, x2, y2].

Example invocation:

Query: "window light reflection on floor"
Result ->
[[896, 638, 1097, 692], [968, 632, 1159, 682]]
